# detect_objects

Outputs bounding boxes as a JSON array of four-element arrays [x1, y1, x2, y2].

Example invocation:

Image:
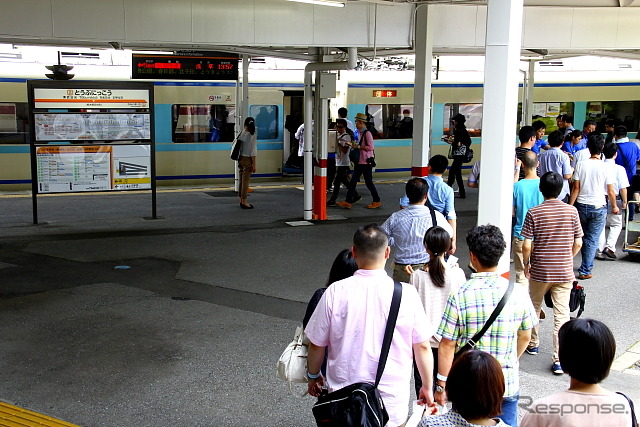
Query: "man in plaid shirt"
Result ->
[[435, 225, 537, 427]]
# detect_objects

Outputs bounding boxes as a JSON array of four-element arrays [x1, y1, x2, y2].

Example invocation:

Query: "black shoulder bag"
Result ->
[[616, 392, 638, 427], [312, 281, 402, 427], [455, 281, 514, 358], [230, 132, 243, 161]]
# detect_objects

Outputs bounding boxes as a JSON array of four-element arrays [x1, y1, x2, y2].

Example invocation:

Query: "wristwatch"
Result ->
[[306, 371, 321, 380], [435, 384, 445, 393]]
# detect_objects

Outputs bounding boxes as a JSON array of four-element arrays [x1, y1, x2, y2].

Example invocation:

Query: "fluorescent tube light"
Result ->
[[287, 0, 345, 7]]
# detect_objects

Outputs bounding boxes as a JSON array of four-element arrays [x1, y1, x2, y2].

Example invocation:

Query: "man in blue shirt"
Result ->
[[383, 178, 453, 282], [613, 125, 640, 219], [539, 130, 573, 202], [560, 114, 575, 136], [531, 121, 549, 154], [513, 151, 544, 287], [400, 155, 457, 254], [613, 125, 640, 183]]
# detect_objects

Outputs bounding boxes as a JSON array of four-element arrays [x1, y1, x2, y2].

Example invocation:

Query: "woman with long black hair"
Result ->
[[238, 117, 257, 209], [445, 113, 472, 199], [406, 226, 466, 397]]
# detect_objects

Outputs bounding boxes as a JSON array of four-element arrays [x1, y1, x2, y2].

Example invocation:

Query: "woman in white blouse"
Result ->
[[406, 226, 467, 396]]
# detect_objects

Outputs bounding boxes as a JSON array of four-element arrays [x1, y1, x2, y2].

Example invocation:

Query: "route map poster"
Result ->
[[36, 145, 151, 193]]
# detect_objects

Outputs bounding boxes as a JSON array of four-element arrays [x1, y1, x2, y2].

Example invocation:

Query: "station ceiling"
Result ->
[[1, 0, 640, 63]]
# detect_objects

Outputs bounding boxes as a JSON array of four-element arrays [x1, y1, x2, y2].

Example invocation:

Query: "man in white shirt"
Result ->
[[596, 142, 629, 260], [569, 135, 618, 280]]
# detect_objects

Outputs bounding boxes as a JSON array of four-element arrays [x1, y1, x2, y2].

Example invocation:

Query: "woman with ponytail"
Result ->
[[406, 226, 467, 396], [238, 117, 257, 209]]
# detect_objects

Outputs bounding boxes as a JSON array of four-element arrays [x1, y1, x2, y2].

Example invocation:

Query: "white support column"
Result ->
[[525, 60, 535, 125], [477, 0, 525, 277], [412, 4, 434, 178]]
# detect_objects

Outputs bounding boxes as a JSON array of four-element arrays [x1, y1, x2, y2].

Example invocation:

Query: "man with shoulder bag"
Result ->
[[435, 225, 537, 427], [305, 224, 437, 427]]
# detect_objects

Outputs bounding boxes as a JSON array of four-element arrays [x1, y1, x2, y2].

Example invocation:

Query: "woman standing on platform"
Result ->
[[445, 113, 472, 199], [238, 117, 257, 209]]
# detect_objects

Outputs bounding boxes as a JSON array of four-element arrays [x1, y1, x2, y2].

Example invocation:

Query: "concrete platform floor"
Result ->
[[0, 180, 638, 426]]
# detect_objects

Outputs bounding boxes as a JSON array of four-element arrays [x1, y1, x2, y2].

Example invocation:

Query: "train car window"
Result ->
[[364, 104, 413, 139], [519, 102, 574, 132], [250, 105, 279, 140], [171, 104, 236, 143], [443, 104, 483, 137], [586, 101, 640, 133], [0, 102, 29, 144]]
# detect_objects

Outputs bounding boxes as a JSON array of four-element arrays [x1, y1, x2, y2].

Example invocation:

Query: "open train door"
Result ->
[[283, 91, 304, 175]]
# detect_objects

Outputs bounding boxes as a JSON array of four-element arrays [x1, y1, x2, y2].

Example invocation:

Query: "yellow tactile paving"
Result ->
[[0, 402, 79, 427]]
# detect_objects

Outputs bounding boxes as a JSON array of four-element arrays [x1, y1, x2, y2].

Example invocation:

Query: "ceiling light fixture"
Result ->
[[287, 0, 345, 7]]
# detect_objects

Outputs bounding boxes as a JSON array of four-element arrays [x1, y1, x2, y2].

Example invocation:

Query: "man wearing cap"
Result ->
[[337, 112, 382, 209]]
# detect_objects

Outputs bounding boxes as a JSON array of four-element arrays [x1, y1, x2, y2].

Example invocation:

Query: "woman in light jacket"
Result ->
[[238, 117, 257, 209]]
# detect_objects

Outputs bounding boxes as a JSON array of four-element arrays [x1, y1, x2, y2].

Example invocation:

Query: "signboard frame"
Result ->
[[27, 80, 157, 224]]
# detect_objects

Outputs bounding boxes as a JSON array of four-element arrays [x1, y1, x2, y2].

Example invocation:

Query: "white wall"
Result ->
[[0, 0, 413, 49]]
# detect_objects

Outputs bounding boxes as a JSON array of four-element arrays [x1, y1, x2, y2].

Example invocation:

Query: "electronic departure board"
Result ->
[[132, 51, 239, 80]]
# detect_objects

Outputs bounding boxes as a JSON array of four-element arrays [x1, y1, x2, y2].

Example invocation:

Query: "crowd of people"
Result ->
[[297, 113, 639, 426], [302, 221, 634, 427]]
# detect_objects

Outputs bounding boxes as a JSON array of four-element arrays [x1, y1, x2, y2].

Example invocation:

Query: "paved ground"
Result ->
[[0, 179, 638, 426]]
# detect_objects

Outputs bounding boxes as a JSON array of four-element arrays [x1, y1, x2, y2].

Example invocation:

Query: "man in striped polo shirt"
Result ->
[[521, 171, 584, 375]]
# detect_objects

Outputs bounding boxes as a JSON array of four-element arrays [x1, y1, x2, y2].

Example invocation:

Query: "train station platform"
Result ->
[[0, 179, 638, 426]]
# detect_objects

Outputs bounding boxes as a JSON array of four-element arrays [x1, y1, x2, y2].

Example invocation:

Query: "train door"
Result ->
[[283, 91, 304, 171]]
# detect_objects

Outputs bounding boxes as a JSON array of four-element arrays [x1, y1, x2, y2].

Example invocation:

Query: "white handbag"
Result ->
[[276, 325, 309, 395]]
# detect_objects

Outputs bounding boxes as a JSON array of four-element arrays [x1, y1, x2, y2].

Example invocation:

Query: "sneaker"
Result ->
[[603, 248, 617, 260], [595, 251, 606, 261], [552, 361, 564, 375], [352, 195, 363, 204], [367, 202, 382, 209], [326, 199, 337, 207], [335, 201, 352, 209], [576, 273, 592, 280], [525, 346, 539, 355]]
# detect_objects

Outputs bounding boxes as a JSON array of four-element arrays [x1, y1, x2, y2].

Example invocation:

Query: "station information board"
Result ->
[[34, 113, 151, 142], [132, 51, 239, 80], [35, 145, 152, 193]]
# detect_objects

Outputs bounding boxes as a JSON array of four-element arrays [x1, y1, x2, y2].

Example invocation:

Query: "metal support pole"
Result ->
[[412, 4, 434, 177], [303, 70, 314, 220], [235, 55, 249, 193], [313, 92, 329, 220], [477, 0, 525, 277]]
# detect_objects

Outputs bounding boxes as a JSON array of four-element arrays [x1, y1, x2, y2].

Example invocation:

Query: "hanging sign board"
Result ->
[[132, 51, 239, 80], [33, 88, 150, 109], [35, 145, 151, 193]]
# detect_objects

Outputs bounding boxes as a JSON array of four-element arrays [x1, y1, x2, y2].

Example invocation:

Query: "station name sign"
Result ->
[[33, 88, 150, 109], [132, 50, 239, 80]]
